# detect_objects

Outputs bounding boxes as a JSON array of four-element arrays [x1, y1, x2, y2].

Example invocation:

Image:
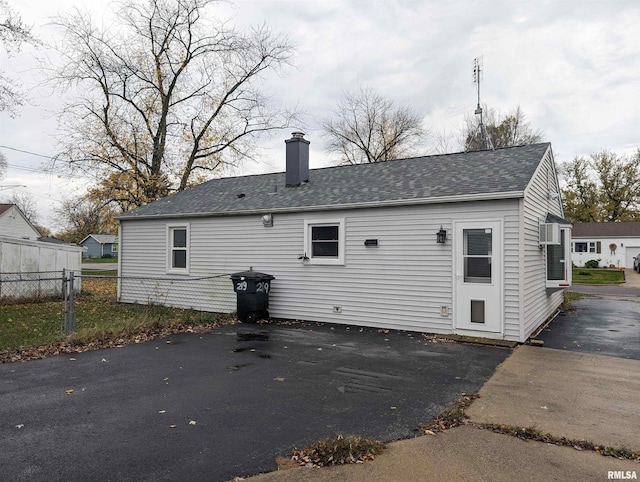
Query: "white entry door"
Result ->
[[454, 221, 502, 334]]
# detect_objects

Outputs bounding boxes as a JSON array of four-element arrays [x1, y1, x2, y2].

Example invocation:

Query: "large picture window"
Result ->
[[304, 219, 345, 265], [167, 224, 189, 274]]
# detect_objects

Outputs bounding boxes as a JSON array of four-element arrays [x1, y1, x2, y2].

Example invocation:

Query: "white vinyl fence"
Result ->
[[0, 236, 85, 300]]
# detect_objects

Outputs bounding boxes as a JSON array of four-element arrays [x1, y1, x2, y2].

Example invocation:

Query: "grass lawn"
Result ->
[[82, 257, 118, 263], [572, 268, 625, 285], [81, 269, 118, 276], [0, 278, 233, 354]]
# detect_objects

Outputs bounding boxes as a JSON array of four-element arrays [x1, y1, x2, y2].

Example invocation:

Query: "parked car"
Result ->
[[634, 254, 640, 273]]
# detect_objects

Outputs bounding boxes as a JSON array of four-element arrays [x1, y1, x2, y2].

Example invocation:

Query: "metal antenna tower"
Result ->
[[468, 57, 494, 151]]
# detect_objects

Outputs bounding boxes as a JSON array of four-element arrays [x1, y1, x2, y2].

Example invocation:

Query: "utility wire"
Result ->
[[0, 144, 91, 178]]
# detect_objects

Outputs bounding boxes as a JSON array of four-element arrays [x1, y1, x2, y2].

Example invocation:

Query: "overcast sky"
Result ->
[[1, 0, 639, 230]]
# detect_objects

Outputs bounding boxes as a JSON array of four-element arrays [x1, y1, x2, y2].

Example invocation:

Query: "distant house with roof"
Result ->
[[116, 133, 572, 343], [0, 203, 41, 240], [571, 221, 640, 268], [79, 234, 118, 258]]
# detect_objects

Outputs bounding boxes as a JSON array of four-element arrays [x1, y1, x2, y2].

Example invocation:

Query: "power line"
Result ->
[[0, 144, 91, 178], [0, 145, 59, 160]]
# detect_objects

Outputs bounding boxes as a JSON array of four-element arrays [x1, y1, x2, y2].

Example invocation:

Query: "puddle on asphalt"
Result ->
[[236, 332, 269, 342], [234, 330, 273, 359]]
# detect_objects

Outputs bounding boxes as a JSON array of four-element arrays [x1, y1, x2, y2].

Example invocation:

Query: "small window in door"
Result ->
[[464, 229, 492, 283]]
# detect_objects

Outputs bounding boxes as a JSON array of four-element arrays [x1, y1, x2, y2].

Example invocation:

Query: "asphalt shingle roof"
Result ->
[[121, 143, 551, 219], [86, 234, 118, 244], [572, 221, 640, 237]]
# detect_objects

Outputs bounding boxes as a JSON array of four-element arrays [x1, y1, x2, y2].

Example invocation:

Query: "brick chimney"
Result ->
[[285, 132, 309, 187]]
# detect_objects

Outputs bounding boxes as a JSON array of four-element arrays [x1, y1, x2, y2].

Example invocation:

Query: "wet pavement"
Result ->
[[537, 298, 640, 359], [0, 322, 510, 482]]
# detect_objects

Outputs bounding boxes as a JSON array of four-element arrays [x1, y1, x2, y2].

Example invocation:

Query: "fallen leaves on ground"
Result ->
[[418, 393, 479, 434], [0, 319, 238, 364], [291, 435, 385, 468]]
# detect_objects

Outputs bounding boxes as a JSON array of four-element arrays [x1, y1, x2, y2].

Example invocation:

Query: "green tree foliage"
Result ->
[[561, 149, 640, 222], [50, 0, 296, 211], [465, 106, 543, 152]]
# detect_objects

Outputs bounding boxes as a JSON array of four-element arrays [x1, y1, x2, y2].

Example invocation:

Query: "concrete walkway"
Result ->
[[248, 345, 640, 482]]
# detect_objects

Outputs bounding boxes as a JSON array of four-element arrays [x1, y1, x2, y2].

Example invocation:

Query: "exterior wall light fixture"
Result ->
[[436, 226, 447, 244], [262, 213, 273, 227]]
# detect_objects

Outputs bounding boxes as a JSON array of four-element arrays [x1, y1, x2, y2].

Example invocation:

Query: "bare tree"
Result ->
[[561, 149, 640, 222], [49, 0, 296, 209], [6, 191, 38, 224], [322, 86, 427, 165], [464, 105, 543, 152], [54, 196, 118, 244], [0, 0, 38, 116]]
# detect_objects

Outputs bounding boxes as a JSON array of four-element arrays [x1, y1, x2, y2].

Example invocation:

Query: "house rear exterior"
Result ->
[[118, 135, 571, 343]]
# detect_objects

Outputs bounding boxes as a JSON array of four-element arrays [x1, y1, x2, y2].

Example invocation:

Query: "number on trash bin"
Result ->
[[256, 282, 269, 293], [236, 280, 247, 291]]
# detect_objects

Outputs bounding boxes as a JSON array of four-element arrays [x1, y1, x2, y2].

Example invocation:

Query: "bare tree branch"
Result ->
[[0, 0, 39, 116], [49, 0, 297, 209], [322, 86, 428, 165]]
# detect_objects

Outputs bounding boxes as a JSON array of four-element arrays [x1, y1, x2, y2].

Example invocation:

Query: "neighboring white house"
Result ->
[[117, 134, 571, 343], [0, 204, 85, 300], [0, 203, 41, 240], [571, 221, 640, 268]]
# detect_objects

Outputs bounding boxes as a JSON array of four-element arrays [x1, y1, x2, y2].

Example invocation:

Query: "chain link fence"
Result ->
[[0, 270, 70, 303], [1, 270, 237, 343], [117, 274, 236, 313]]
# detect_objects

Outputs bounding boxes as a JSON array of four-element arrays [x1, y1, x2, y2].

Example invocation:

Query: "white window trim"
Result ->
[[167, 223, 190, 274], [304, 218, 345, 266], [546, 225, 572, 289]]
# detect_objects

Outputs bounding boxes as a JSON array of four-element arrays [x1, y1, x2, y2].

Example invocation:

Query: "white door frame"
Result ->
[[453, 219, 503, 336]]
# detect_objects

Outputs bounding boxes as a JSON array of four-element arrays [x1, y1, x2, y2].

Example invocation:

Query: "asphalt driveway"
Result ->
[[537, 298, 640, 359], [0, 322, 510, 481]]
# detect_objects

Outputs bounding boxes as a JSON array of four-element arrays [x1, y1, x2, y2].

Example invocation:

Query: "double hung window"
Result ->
[[167, 224, 189, 274], [304, 219, 345, 265]]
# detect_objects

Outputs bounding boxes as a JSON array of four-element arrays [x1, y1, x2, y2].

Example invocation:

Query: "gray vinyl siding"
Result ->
[[521, 147, 565, 341], [119, 199, 521, 337]]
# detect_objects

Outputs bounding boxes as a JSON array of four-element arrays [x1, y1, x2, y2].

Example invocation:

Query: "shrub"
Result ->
[[584, 259, 600, 268], [102, 254, 114, 259]]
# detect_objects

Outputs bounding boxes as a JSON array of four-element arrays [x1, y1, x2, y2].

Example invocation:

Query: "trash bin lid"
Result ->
[[231, 269, 275, 281]]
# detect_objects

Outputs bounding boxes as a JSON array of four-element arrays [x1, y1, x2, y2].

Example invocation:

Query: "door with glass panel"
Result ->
[[454, 221, 502, 333]]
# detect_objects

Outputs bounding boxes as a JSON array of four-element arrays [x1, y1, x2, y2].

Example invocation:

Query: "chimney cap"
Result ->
[[291, 131, 306, 139]]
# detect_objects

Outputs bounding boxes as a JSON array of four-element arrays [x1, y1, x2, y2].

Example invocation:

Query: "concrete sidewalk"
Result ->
[[247, 346, 640, 481]]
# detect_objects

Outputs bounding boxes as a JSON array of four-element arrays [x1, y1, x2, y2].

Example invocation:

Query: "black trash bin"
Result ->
[[230, 269, 275, 323]]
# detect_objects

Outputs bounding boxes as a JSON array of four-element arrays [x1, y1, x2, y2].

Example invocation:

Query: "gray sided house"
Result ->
[[118, 134, 571, 343], [80, 234, 118, 258]]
